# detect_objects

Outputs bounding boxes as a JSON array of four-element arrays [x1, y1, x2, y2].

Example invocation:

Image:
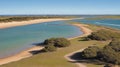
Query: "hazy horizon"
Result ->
[[0, 0, 120, 15]]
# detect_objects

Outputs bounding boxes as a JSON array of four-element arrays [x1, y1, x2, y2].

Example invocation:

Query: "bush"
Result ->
[[43, 38, 56, 45], [80, 39, 120, 65], [54, 38, 70, 47], [43, 38, 70, 47], [43, 44, 57, 52], [82, 46, 100, 59], [99, 46, 120, 64], [87, 29, 120, 41], [108, 39, 120, 52]]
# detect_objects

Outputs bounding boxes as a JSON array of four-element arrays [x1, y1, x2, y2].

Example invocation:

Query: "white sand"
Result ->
[[64, 49, 86, 67], [68, 23, 92, 40], [0, 18, 71, 65], [0, 18, 71, 29], [0, 46, 44, 65], [66, 23, 92, 67]]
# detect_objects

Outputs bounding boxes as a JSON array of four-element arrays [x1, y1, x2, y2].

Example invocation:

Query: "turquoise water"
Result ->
[[0, 21, 82, 58], [1, 18, 120, 58], [73, 19, 120, 29]]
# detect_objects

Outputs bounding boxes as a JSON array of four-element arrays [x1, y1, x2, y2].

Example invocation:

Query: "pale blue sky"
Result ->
[[0, 0, 120, 15]]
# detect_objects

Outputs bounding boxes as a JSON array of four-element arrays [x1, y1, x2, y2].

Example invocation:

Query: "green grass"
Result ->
[[86, 64, 104, 67], [0, 37, 110, 67], [0, 24, 113, 67]]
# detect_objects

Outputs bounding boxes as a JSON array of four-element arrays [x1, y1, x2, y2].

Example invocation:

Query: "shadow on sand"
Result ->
[[29, 42, 46, 55], [29, 49, 46, 55]]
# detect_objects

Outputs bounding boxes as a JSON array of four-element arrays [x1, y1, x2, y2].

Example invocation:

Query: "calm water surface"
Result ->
[[0, 20, 82, 58], [73, 19, 120, 29], [1, 18, 120, 58]]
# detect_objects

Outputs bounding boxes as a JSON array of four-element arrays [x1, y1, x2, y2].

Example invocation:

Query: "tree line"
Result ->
[[0, 16, 74, 23]]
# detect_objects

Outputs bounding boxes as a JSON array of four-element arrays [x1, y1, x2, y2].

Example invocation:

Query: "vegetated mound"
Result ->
[[43, 44, 57, 52], [81, 46, 101, 59], [43, 38, 70, 47], [42, 38, 71, 52], [86, 29, 120, 41], [81, 39, 120, 65]]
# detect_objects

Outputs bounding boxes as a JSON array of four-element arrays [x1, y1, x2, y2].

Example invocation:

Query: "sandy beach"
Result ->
[[0, 22, 92, 66], [0, 18, 72, 65], [0, 46, 44, 65], [66, 23, 92, 67], [0, 18, 71, 29], [68, 23, 92, 40], [64, 49, 86, 67]]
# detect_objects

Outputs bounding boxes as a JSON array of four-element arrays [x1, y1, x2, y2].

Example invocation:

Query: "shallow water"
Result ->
[[0, 20, 83, 58], [73, 19, 120, 29]]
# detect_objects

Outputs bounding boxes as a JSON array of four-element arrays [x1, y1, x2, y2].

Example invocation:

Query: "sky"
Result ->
[[0, 0, 120, 15]]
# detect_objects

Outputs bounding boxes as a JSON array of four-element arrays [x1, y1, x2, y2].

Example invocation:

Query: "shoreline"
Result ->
[[0, 18, 72, 29], [66, 23, 92, 67], [68, 23, 92, 40], [0, 46, 44, 65], [64, 49, 86, 67], [0, 18, 73, 65], [0, 22, 91, 66]]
